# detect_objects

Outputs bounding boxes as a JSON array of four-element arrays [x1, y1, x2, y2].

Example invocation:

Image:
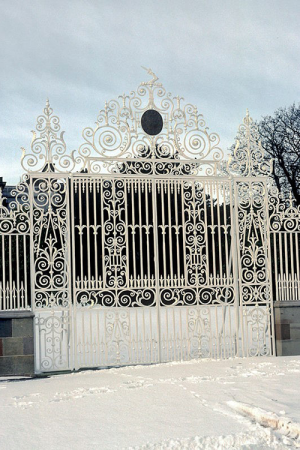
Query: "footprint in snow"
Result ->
[[14, 401, 34, 409], [50, 386, 114, 402]]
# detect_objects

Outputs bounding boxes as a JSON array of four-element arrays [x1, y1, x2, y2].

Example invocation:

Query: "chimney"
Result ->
[[0, 177, 6, 191]]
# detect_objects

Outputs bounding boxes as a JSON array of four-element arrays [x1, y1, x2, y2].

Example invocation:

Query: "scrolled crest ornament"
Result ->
[[269, 188, 300, 232], [0, 176, 30, 234], [21, 99, 75, 173], [227, 110, 272, 177], [77, 68, 224, 174]]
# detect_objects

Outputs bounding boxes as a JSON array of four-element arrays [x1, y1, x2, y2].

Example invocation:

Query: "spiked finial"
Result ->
[[21, 100, 74, 173], [227, 110, 272, 177]]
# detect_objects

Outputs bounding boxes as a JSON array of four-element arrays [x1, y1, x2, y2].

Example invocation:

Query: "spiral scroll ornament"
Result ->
[[0, 176, 30, 234], [21, 100, 76, 173], [235, 180, 271, 306], [269, 189, 300, 232], [32, 177, 71, 308], [77, 70, 224, 174], [227, 110, 272, 177]]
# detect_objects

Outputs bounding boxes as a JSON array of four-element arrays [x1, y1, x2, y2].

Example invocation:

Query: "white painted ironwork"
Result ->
[[2, 70, 299, 373], [21, 99, 76, 173], [0, 182, 30, 310], [269, 190, 300, 302]]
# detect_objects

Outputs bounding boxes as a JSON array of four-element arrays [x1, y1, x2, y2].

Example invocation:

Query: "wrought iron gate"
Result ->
[[0, 70, 280, 373], [70, 176, 238, 369]]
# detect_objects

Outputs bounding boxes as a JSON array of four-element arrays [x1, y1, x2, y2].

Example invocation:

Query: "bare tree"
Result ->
[[258, 104, 300, 204], [230, 104, 300, 205]]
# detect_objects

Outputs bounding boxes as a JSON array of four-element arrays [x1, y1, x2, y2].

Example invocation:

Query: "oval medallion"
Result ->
[[141, 109, 163, 135]]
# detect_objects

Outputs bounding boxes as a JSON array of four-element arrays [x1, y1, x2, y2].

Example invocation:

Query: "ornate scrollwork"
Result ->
[[228, 110, 272, 177], [32, 177, 71, 308], [77, 70, 223, 173], [242, 305, 271, 356], [99, 158, 203, 176], [0, 176, 30, 234], [268, 186, 300, 304], [188, 307, 211, 358], [105, 310, 130, 365], [21, 100, 76, 173], [102, 179, 127, 288], [35, 312, 70, 370], [76, 288, 156, 308], [235, 180, 271, 309], [12, 71, 281, 371], [183, 180, 207, 287], [269, 188, 300, 232], [160, 288, 196, 306], [159, 286, 234, 306]]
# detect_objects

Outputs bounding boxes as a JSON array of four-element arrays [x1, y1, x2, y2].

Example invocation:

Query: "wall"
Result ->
[[0, 312, 34, 376], [274, 301, 300, 356]]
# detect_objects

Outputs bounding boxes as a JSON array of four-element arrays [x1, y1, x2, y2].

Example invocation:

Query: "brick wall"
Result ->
[[0, 312, 34, 376]]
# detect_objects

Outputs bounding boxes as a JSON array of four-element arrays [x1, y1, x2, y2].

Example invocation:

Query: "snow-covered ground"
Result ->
[[1, 356, 300, 449]]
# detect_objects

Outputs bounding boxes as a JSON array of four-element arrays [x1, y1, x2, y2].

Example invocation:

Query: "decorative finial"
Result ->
[[141, 67, 162, 87], [227, 110, 272, 177], [21, 101, 74, 173]]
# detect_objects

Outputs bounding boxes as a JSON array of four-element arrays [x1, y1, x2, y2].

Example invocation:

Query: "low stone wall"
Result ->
[[274, 301, 300, 356], [0, 311, 34, 376]]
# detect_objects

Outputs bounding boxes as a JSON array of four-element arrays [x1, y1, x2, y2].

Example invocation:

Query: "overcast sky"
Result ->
[[0, 0, 299, 184]]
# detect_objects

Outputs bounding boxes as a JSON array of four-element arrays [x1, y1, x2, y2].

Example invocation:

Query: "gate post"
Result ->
[[228, 111, 275, 357], [20, 100, 75, 373], [31, 174, 73, 373]]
